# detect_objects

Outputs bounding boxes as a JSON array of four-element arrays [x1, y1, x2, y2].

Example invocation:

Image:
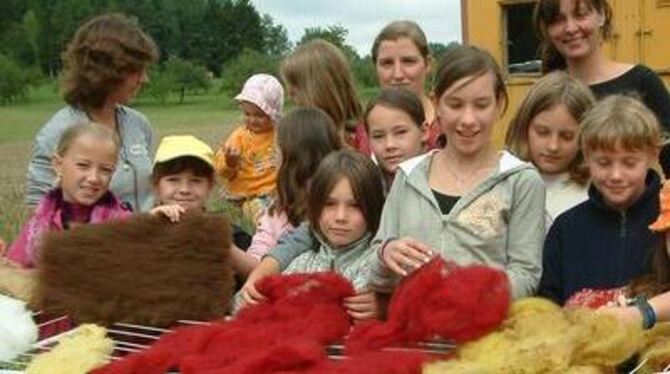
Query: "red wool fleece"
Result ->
[[346, 258, 511, 354], [94, 272, 355, 374]]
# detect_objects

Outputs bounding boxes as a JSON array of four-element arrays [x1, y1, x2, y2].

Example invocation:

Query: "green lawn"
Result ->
[[0, 83, 240, 144]]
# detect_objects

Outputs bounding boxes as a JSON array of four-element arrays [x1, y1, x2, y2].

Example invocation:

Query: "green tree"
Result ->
[[260, 14, 291, 57], [2, 0, 275, 80], [22, 10, 40, 66], [143, 56, 211, 105], [143, 65, 176, 105], [164, 56, 211, 103], [430, 41, 460, 63], [0, 53, 31, 104], [220, 48, 280, 96], [351, 55, 377, 88], [299, 24, 358, 60]]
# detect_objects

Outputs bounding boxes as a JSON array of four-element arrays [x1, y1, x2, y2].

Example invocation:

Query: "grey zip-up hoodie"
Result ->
[[370, 150, 546, 299]]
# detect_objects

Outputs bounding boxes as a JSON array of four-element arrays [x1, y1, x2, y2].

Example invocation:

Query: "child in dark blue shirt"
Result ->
[[538, 95, 663, 305]]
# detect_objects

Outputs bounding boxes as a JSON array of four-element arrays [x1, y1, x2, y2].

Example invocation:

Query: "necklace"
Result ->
[[437, 150, 498, 193]]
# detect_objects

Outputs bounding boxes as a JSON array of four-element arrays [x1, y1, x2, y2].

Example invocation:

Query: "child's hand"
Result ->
[[224, 146, 241, 169], [240, 277, 267, 306], [239, 257, 280, 306], [344, 290, 381, 321], [382, 237, 433, 276], [151, 204, 186, 223]]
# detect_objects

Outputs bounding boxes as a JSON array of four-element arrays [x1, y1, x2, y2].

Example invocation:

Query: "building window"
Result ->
[[503, 1, 541, 74]]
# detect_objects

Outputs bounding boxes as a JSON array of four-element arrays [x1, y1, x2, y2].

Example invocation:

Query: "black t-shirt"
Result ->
[[590, 64, 670, 175], [432, 189, 460, 215]]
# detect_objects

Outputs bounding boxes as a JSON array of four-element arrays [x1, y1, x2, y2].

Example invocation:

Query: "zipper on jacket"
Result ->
[[618, 211, 627, 280]]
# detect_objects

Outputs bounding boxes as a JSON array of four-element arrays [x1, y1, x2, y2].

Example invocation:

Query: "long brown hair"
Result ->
[[433, 45, 508, 114], [271, 107, 342, 226], [505, 71, 595, 185], [533, 0, 613, 73], [61, 13, 158, 110], [363, 87, 425, 132], [307, 150, 385, 238], [280, 39, 362, 136], [371, 20, 430, 64]]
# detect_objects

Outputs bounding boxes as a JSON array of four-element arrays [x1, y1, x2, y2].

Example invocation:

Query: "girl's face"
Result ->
[[436, 72, 501, 157], [546, 0, 604, 61], [586, 144, 655, 211], [240, 101, 273, 133], [527, 104, 580, 175], [154, 170, 213, 211], [375, 37, 430, 97], [367, 104, 426, 175], [52, 135, 117, 206], [319, 177, 367, 249]]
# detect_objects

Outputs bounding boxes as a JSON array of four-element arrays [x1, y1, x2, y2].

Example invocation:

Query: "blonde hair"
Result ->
[[280, 39, 362, 134], [371, 20, 430, 63], [56, 122, 120, 157], [506, 71, 595, 184], [581, 95, 661, 154]]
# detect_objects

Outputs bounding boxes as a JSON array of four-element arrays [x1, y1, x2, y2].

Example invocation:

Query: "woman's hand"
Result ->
[[344, 291, 381, 321], [381, 237, 433, 276], [150, 204, 186, 222]]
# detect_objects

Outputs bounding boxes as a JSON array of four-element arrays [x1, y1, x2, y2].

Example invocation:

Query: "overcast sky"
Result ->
[[250, 0, 462, 57]]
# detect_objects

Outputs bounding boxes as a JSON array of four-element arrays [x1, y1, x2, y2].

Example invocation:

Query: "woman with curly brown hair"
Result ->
[[25, 13, 159, 212]]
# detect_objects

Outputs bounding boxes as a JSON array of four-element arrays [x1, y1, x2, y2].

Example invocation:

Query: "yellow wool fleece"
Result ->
[[424, 297, 643, 374], [26, 324, 113, 374]]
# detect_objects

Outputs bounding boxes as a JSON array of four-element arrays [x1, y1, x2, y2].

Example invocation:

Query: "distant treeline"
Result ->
[[0, 0, 455, 104], [0, 0, 289, 76]]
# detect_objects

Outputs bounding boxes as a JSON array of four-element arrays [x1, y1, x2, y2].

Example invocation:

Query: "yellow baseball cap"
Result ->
[[154, 135, 214, 167]]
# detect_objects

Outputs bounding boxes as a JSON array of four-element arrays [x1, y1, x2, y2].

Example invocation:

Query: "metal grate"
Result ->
[[0, 313, 205, 371], [1, 313, 454, 371]]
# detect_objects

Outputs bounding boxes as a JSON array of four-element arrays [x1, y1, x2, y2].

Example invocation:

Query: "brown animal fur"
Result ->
[[31, 212, 234, 327]]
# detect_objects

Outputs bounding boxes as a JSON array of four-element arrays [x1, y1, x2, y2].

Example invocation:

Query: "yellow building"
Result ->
[[461, 0, 670, 147]]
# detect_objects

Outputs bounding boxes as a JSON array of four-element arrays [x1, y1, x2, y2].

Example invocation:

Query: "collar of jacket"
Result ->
[[311, 231, 372, 265], [396, 150, 536, 209]]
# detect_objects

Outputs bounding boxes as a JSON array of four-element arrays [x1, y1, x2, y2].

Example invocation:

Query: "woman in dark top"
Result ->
[[533, 0, 670, 174]]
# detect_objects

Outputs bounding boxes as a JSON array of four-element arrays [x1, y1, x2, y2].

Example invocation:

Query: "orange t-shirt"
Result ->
[[214, 126, 277, 199]]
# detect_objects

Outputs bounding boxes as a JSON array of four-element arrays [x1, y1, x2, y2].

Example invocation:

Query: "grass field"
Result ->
[[0, 83, 242, 243]]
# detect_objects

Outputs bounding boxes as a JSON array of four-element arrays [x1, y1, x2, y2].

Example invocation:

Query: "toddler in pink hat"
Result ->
[[214, 74, 284, 229]]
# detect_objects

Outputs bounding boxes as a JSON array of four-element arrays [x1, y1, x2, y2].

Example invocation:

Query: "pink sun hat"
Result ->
[[235, 74, 284, 124]]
